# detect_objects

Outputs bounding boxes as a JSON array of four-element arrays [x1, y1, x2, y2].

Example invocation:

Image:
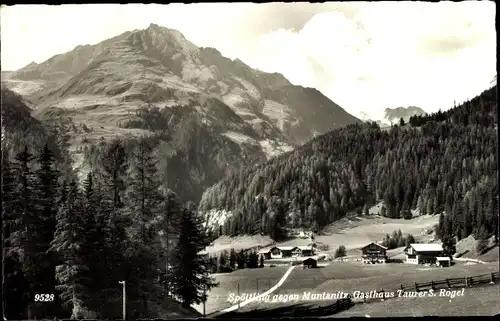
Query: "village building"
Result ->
[[297, 245, 315, 257], [436, 256, 451, 267], [404, 243, 444, 265], [276, 246, 296, 258], [303, 258, 318, 268], [361, 242, 388, 264], [258, 246, 294, 259], [259, 245, 315, 260], [258, 246, 275, 260], [291, 247, 302, 257]]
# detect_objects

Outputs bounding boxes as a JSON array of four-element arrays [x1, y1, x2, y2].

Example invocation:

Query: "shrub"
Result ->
[[334, 245, 347, 258]]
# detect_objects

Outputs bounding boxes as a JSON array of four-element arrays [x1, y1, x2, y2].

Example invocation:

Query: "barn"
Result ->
[[303, 258, 317, 268]]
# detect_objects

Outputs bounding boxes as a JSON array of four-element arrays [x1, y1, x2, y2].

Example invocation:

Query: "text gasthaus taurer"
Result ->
[[226, 288, 465, 304]]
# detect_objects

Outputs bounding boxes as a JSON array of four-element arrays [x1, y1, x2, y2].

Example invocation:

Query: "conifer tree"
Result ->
[[441, 235, 457, 258], [97, 139, 130, 310], [2, 154, 30, 319], [81, 172, 110, 317], [236, 250, 246, 269], [50, 180, 94, 318], [126, 140, 165, 316], [34, 144, 60, 316], [9, 146, 46, 318], [159, 188, 183, 298], [170, 206, 218, 308], [229, 248, 237, 270]]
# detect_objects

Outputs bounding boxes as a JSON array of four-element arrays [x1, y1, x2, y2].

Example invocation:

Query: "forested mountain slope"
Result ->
[[1, 87, 74, 179], [199, 85, 498, 244]]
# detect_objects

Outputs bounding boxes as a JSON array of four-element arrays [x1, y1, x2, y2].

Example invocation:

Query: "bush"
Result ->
[[317, 243, 329, 251], [476, 239, 489, 254], [334, 245, 347, 258], [401, 210, 412, 220]]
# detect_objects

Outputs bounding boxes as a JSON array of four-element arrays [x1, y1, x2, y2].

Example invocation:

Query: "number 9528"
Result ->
[[34, 294, 55, 302]]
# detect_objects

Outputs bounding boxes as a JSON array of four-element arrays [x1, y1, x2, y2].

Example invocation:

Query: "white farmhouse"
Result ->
[[404, 243, 444, 265]]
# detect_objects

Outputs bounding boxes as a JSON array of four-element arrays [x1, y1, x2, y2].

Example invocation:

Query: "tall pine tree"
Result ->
[[126, 140, 165, 317], [171, 206, 218, 308], [50, 180, 94, 318]]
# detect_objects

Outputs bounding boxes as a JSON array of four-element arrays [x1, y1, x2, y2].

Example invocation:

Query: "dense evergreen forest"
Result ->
[[2, 138, 217, 320], [198, 85, 498, 245]]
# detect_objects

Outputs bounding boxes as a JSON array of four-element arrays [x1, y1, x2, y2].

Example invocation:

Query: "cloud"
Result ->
[[242, 1, 496, 117]]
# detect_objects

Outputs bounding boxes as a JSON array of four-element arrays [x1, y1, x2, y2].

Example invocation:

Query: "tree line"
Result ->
[[381, 230, 416, 250], [199, 85, 498, 247], [2, 140, 217, 320], [207, 248, 264, 273]]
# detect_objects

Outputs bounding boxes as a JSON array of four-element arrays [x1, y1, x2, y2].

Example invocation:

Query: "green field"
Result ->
[[331, 284, 500, 317], [241, 261, 499, 312], [192, 266, 290, 315]]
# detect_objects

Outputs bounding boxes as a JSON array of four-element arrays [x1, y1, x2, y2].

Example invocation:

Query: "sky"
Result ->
[[0, 2, 496, 119]]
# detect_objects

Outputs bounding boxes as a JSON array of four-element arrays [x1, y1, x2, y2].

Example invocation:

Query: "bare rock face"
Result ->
[[383, 106, 427, 124]]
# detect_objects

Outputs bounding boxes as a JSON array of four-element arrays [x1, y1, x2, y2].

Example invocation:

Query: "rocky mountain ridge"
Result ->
[[3, 23, 361, 201]]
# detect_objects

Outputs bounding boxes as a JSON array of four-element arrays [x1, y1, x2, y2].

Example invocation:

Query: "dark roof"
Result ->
[[258, 246, 278, 254], [303, 258, 317, 263], [404, 243, 443, 252], [361, 242, 388, 250]]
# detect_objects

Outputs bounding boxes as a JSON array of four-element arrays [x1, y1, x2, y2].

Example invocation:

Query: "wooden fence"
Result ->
[[358, 271, 499, 304], [213, 271, 499, 318]]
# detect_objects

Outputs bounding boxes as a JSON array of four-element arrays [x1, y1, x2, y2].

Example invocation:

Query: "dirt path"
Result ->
[[221, 265, 296, 313], [454, 257, 488, 264]]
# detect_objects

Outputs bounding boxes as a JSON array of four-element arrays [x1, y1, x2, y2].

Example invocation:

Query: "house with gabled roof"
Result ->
[[297, 245, 315, 257], [259, 245, 310, 259], [258, 246, 276, 260], [404, 243, 443, 265], [361, 242, 388, 264]]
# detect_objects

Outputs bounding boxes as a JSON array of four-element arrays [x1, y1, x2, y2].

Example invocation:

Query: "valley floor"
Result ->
[[330, 283, 500, 317], [198, 211, 498, 317]]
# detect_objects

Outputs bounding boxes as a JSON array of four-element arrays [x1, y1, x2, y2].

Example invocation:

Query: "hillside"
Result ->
[[0, 87, 75, 179], [199, 85, 498, 247], [3, 23, 360, 202], [354, 107, 426, 128]]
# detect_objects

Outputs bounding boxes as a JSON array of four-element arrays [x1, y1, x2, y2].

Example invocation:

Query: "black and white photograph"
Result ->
[[1, 2, 498, 319]]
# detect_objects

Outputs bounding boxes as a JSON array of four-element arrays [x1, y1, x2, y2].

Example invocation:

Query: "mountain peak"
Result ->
[[24, 61, 38, 68], [148, 23, 161, 29]]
